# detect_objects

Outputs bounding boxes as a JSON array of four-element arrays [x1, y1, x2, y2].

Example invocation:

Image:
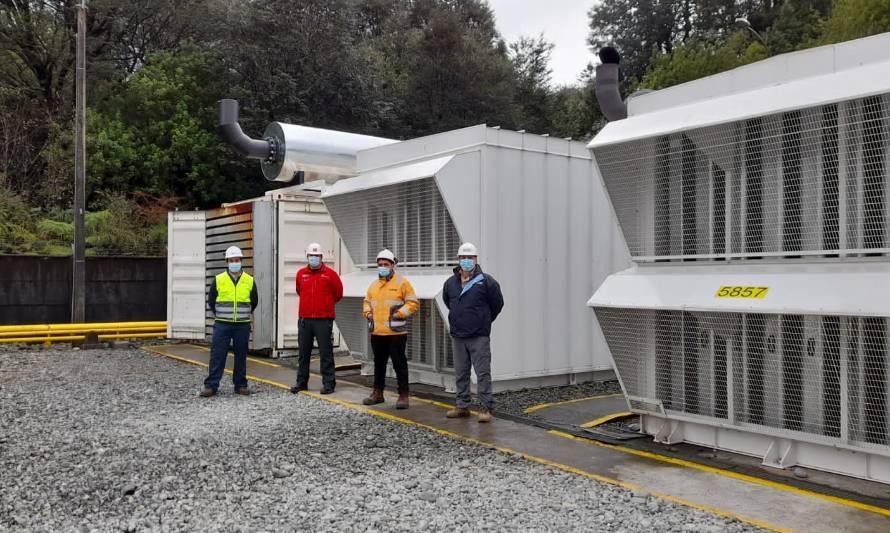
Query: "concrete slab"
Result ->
[[142, 343, 890, 533]]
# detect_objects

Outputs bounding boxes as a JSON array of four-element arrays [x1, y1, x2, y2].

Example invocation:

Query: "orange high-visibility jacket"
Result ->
[[363, 273, 419, 336]]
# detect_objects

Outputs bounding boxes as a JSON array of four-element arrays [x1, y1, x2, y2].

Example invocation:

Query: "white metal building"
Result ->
[[167, 186, 353, 355], [588, 33, 890, 483], [322, 125, 629, 391]]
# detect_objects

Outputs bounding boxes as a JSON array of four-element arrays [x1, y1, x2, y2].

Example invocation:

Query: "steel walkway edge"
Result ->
[[141, 343, 890, 533]]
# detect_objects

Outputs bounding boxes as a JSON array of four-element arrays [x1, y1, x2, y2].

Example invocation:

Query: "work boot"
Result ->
[[395, 394, 409, 410], [290, 384, 307, 394], [362, 388, 384, 405], [477, 408, 492, 423], [199, 388, 216, 398], [235, 387, 251, 396], [320, 387, 335, 395], [446, 407, 470, 419]]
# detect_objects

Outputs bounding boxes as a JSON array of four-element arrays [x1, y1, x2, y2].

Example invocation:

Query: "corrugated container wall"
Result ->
[[168, 190, 353, 356]]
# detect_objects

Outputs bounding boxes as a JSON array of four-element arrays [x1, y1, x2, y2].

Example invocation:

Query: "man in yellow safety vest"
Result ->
[[200, 245, 258, 397]]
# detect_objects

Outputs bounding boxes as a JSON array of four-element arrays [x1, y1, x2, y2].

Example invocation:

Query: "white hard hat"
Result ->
[[305, 242, 323, 256], [457, 242, 478, 256], [225, 246, 243, 259], [376, 249, 396, 263]]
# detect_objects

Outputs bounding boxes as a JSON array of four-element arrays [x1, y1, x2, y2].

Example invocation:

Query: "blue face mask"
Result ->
[[378, 266, 391, 278], [308, 256, 321, 269], [459, 259, 475, 272], [228, 262, 242, 273]]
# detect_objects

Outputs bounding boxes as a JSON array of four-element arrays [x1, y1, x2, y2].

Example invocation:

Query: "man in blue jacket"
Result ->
[[442, 242, 504, 423]]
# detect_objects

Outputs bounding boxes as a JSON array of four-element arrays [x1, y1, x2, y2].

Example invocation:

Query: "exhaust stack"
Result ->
[[217, 99, 274, 159], [594, 47, 628, 121], [217, 99, 397, 182]]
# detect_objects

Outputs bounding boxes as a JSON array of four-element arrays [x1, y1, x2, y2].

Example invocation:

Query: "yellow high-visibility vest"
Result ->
[[215, 272, 254, 323]]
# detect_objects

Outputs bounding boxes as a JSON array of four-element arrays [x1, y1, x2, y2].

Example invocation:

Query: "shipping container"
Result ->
[[167, 186, 354, 356]]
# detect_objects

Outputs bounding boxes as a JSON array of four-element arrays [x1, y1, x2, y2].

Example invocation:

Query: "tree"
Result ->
[[588, 0, 683, 84], [821, 0, 890, 44], [90, 47, 263, 208], [641, 31, 768, 90], [359, 0, 518, 137], [510, 35, 555, 134]]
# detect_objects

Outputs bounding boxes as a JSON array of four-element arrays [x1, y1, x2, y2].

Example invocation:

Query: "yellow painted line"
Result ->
[[142, 346, 785, 531], [549, 430, 890, 519], [580, 411, 634, 428], [523, 393, 623, 414]]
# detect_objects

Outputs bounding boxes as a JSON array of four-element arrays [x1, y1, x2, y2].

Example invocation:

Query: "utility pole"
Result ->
[[72, 0, 87, 323]]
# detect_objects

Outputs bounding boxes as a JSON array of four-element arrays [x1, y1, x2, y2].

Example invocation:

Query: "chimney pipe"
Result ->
[[594, 47, 628, 121], [217, 99, 273, 159]]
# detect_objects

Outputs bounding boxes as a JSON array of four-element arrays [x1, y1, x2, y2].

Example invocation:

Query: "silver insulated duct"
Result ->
[[217, 99, 397, 182], [594, 47, 627, 121]]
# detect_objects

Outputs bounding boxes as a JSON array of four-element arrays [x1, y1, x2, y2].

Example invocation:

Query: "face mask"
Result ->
[[308, 256, 321, 269], [459, 259, 475, 272], [228, 262, 242, 273], [377, 266, 391, 278]]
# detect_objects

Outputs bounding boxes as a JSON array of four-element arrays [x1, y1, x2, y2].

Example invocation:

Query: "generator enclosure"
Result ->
[[588, 33, 890, 483], [322, 125, 629, 391], [167, 187, 353, 355]]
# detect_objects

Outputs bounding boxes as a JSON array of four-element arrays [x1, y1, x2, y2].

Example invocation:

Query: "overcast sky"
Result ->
[[487, 0, 596, 87]]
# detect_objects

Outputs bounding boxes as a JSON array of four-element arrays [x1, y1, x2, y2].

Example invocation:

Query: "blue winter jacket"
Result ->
[[442, 265, 504, 338]]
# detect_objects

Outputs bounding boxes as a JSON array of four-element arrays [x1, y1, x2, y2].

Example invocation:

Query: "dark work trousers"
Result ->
[[370, 334, 409, 394], [296, 318, 335, 390], [452, 335, 493, 410], [204, 321, 250, 390]]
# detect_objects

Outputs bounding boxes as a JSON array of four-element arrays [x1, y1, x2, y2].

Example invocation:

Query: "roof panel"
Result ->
[[589, 59, 890, 149], [322, 156, 453, 198]]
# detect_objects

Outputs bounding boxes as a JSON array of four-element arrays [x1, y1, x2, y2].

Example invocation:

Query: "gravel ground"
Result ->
[[0, 348, 762, 532], [494, 379, 623, 419]]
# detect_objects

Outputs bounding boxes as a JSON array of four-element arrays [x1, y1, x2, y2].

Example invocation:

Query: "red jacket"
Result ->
[[295, 264, 343, 318]]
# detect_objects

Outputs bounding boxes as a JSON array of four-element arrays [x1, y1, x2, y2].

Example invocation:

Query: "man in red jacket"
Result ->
[[290, 242, 343, 395]]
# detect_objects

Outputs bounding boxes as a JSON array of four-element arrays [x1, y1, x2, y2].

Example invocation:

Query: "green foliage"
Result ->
[[36, 219, 74, 242], [3, 0, 890, 256], [0, 186, 38, 254], [641, 32, 769, 90], [86, 194, 166, 256], [90, 46, 262, 208], [822, 0, 890, 44]]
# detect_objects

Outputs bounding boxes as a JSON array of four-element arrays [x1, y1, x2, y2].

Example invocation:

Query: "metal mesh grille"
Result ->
[[204, 206, 254, 340], [335, 298, 368, 358], [594, 93, 890, 261], [335, 296, 452, 371], [324, 178, 461, 267], [596, 308, 890, 451]]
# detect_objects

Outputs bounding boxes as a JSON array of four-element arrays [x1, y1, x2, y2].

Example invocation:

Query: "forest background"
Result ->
[[1, 0, 887, 255]]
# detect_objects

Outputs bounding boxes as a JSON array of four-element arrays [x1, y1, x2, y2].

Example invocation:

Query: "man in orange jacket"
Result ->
[[362, 249, 419, 409]]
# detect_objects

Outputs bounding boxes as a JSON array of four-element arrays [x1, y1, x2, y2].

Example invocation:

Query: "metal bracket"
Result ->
[[762, 438, 798, 469], [653, 418, 684, 444]]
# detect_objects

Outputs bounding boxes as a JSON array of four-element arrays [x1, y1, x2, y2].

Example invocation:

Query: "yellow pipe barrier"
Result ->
[[0, 321, 168, 345], [0, 335, 86, 344], [0, 327, 166, 338], [0, 332, 166, 345], [0, 321, 166, 334]]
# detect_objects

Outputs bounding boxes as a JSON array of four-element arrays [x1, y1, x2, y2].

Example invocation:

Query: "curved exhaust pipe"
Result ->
[[217, 99, 273, 159], [217, 98, 397, 182], [594, 47, 627, 121]]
